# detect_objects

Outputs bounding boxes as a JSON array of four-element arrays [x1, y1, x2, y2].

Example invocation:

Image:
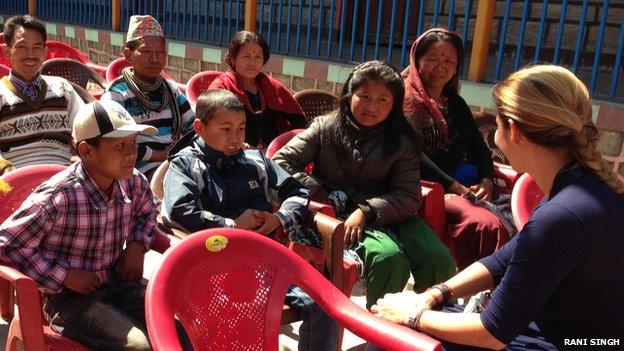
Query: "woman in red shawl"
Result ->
[[403, 28, 509, 269], [209, 31, 307, 151]]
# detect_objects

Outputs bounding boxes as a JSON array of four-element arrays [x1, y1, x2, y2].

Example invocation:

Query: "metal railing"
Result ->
[[37, 0, 111, 29], [0, 1, 28, 17], [4, 0, 623, 101], [257, 0, 474, 76], [120, 0, 246, 46], [491, 0, 623, 100]]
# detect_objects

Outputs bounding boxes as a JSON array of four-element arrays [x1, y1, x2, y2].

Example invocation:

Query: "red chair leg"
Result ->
[[0, 279, 14, 321]]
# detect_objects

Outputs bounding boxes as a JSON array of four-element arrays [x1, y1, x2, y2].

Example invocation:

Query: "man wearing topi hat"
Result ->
[[101, 15, 194, 180], [0, 100, 159, 350]]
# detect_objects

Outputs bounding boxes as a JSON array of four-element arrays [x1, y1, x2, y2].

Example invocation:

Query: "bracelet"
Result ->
[[430, 283, 453, 305], [408, 309, 425, 330]]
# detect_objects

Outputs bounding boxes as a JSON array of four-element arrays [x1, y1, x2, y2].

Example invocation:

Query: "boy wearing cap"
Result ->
[[0, 100, 158, 350], [162, 89, 338, 351], [101, 15, 194, 180], [0, 15, 84, 169]]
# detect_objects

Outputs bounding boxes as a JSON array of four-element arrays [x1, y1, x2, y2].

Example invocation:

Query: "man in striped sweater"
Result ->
[[100, 15, 194, 180], [0, 15, 84, 170]]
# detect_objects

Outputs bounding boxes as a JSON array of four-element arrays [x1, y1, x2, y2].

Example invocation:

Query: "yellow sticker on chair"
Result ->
[[205, 235, 228, 252]]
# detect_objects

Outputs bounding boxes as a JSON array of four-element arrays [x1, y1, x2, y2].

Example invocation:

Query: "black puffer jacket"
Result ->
[[273, 115, 422, 226]]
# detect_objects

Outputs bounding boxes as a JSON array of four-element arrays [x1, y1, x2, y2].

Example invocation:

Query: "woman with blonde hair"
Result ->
[[371, 65, 624, 350]]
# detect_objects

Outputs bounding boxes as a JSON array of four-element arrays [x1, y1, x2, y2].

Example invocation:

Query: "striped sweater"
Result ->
[[0, 75, 84, 168], [100, 77, 194, 176]]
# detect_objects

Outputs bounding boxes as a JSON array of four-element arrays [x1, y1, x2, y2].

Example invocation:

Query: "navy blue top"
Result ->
[[479, 165, 624, 347]]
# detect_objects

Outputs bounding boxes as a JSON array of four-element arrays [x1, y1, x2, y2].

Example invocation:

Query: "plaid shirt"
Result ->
[[0, 161, 157, 293]]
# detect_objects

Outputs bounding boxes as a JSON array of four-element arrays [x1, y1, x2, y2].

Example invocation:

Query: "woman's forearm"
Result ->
[[418, 311, 506, 350], [441, 262, 494, 301]]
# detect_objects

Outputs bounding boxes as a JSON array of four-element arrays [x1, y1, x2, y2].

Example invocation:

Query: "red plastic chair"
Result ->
[[45, 41, 107, 77], [186, 70, 222, 106], [293, 89, 339, 121], [105, 57, 187, 94], [0, 34, 11, 67], [0, 63, 10, 78], [146, 228, 442, 351], [511, 173, 544, 231], [0, 164, 176, 350]]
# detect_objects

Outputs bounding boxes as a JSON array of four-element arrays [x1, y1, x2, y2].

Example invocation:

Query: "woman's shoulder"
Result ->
[[208, 71, 235, 89]]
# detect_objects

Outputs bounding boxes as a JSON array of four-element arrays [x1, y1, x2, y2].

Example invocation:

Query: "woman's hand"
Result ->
[[448, 180, 470, 196], [471, 178, 494, 201], [344, 208, 366, 248], [371, 291, 438, 326]]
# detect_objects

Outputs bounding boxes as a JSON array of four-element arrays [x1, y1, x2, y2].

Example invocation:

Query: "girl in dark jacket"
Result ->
[[274, 60, 456, 308]]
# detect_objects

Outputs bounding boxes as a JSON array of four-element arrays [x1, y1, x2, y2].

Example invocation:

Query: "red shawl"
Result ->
[[208, 71, 304, 116], [403, 28, 462, 135]]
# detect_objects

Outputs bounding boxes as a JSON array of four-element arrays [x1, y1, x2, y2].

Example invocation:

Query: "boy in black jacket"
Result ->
[[162, 89, 337, 351]]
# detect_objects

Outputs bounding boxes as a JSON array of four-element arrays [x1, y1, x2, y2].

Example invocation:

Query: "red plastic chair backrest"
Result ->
[[265, 129, 314, 174], [105, 56, 176, 83], [186, 71, 222, 105], [511, 173, 544, 231], [45, 41, 89, 63], [0, 64, 10, 78], [0, 34, 11, 67], [0, 164, 67, 224], [146, 229, 441, 351]]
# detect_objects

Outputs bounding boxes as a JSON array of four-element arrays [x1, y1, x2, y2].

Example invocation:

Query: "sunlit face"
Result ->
[[124, 36, 167, 81], [80, 134, 139, 185], [2, 26, 46, 81], [417, 40, 458, 91], [231, 42, 264, 81], [193, 110, 246, 156], [350, 80, 394, 127]]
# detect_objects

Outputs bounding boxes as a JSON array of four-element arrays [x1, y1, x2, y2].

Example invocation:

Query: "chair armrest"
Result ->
[[152, 228, 180, 254], [302, 265, 442, 351], [312, 211, 344, 286], [0, 265, 47, 350], [419, 180, 446, 243]]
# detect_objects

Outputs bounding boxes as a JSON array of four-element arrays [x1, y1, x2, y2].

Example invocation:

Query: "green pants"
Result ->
[[355, 216, 456, 309], [396, 216, 457, 293]]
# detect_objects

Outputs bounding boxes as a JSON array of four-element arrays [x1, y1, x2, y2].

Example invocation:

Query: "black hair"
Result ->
[[125, 39, 140, 51], [325, 60, 418, 158], [195, 89, 245, 123], [3, 15, 47, 46], [413, 30, 464, 87], [225, 31, 270, 71]]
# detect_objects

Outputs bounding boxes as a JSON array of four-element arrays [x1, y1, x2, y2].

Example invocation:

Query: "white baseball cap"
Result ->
[[72, 100, 157, 143]]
